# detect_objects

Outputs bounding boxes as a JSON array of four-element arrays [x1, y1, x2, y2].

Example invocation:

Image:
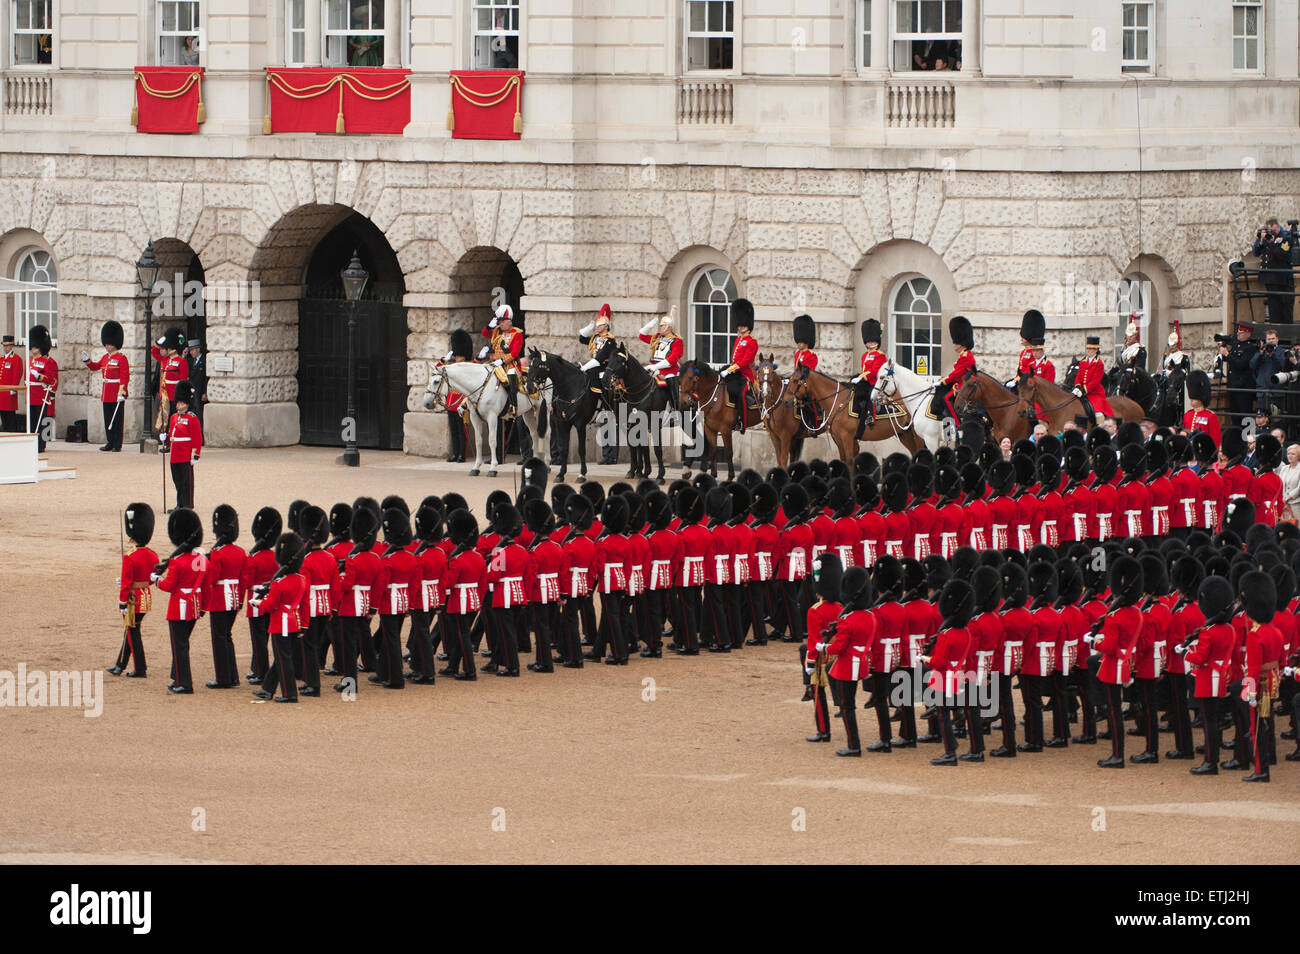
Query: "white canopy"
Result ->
[[0, 277, 57, 295]]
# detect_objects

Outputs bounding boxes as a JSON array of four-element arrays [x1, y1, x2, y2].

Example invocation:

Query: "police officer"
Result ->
[[1252, 217, 1294, 324]]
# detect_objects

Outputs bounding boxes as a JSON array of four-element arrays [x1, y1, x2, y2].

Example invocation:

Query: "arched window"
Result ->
[[15, 248, 57, 345], [689, 267, 737, 367], [889, 276, 941, 379], [1114, 276, 1148, 364]]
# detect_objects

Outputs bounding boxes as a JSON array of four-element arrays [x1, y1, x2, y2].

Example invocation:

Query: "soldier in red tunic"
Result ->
[[868, 556, 907, 752], [321, 503, 355, 672], [1019, 562, 1061, 753], [110, 503, 159, 678], [1166, 435, 1200, 539], [850, 320, 889, 439], [1182, 369, 1220, 447], [963, 565, 1004, 762], [749, 484, 782, 647], [250, 532, 308, 703], [1163, 556, 1203, 760], [296, 506, 339, 696], [1180, 575, 1238, 775], [160, 381, 202, 510], [82, 320, 130, 451], [241, 508, 282, 684], [720, 298, 758, 433], [1130, 554, 1172, 763], [672, 488, 707, 656], [407, 502, 446, 683], [337, 506, 381, 691], [1072, 336, 1113, 423], [441, 510, 487, 681], [201, 504, 247, 689], [372, 508, 417, 689], [1091, 556, 1145, 768], [823, 565, 877, 757], [0, 334, 23, 433], [777, 483, 812, 652], [1250, 434, 1285, 526], [591, 496, 632, 664], [803, 553, 843, 743], [153, 508, 205, 695], [25, 323, 57, 451], [939, 316, 976, 425], [1192, 432, 1224, 531], [483, 503, 531, 677], [922, 579, 976, 766], [992, 563, 1030, 757]]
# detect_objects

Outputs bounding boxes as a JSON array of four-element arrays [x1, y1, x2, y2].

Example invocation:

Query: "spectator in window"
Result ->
[[1279, 444, 1300, 521], [492, 11, 519, 69], [180, 35, 199, 66], [37, 34, 52, 65]]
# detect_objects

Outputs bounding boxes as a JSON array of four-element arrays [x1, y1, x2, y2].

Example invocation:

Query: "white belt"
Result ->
[[914, 532, 930, 557], [352, 584, 370, 615], [879, 637, 901, 672], [604, 562, 625, 591], [1040, 520, 1057, 546], [849, 650, 865, 682], [1004, 639, 1023, 672], [1073, 513, 1088, 538], [1152, 640, 1166, 678], [1152, 505, 1168, 534], [712, 555, 730, 584], [907, 633, 924, 661], [170, 436, 190, 442], [970, 528, 987, 550], [1124, 510, 1143, 536], [811, 545, 827, 561], [1097, 514, 1112, 538], [885, 540, 903, 558], [975, 649, 994, 676], [1016, 526, 1034, 550], [784, 553, 805, 581], [1202, 501, 1217, 528], [421, 579, 442, 610], [940, 531, 958, 556], [836, 544, 854, 567], [1181, 498, 1197, 524], [991, 525, 1007, 548], [276, 610, 296, 634], [732, 554, 749, 582], [538, 572, 559, 603], [453, 581, 479, 613], [569, 566, 590, 595], [755, 553, 773, 581], [861, 541, 877, 566], [218, 577, 239, 611], [500, 575, 524, 608]]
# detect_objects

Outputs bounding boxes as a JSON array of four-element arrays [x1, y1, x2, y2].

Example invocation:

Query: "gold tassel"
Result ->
[[447, 78, 455, 131], [513, 82, 522, 133], [335, 83, 345, 133], [513, 108, 521, 134], [196, 73, 205, 124], [131, 75, 138, 126], [263, 74, 272, 134]]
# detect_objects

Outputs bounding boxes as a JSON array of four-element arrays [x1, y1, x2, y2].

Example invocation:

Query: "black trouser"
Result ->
[[1163, 671, 1194, 755], [872, 671, 895, 744], [671, 586, 699, 652], [300, 616, 325, 690], [532, 603, 557, 671], [247, 615, 270, 681], [1233, 693, 1272, 774], [377, 614, 405, 687], [263, 632, 299, 700], [561, 596, 590, 663], [101, 401, 124, 450], [170, 461, 194, 510], [490, 606, 521, 673], [1134, 676, 1160, 757], [781, 581, 808, 643], [30, 405, 48, 450], [644, 590, 667, 654], [340, 616, 365, 686], [805, 652, 830, 736], [894, 667, 918, 742], [937, 703, 958, 755], [726, 584, 745, 649], [1198, 697, 1222, 766], [208, 609, 239, 687], [168, 618, 196, 690], [1228, 379, 1254, 417], [409, 609, 436, 679], [1227, 679, 1251, 762], [1020, 675, 1046, 747], [746, 582, 769, 644], [1069, 666, 1097, 739], [595, 590, 628, 661], [1265, 278, 1295, 324], [447, 409, 466, 460], [835, 677, 860, 751], [1047, 672, 1070, 742], [442, 613, 475, 676], [1102, 681, 1125, 760], [964, 689, 986, 755], [115, 612, 147, 674], [701, 583, 729, 650], [998, 672, 1018, 750], [358, 615, 379, 671]]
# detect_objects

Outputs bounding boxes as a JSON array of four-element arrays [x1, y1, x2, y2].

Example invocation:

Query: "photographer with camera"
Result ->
[[1217, 322, 1258, 417], [1252, 328, 1298, 415], [1252, 217, 1295, 324]]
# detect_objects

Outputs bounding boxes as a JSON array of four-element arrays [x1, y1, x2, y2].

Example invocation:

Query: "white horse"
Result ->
[[870, 359, 948, 453], [423, 362, 550, 477]]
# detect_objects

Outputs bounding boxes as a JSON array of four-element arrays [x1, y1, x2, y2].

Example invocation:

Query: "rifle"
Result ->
[[1174, 601, 1240, 656], [252, 537, 311, 602]]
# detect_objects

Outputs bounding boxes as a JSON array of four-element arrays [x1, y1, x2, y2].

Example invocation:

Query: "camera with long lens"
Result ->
[[1271, 370, 1300, 386], [1214, 333, 1237, 344]]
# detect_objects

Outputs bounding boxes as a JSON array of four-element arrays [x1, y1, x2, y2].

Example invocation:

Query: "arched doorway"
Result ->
[[150, 238, 206, 349], [297, 212, 407, 450]]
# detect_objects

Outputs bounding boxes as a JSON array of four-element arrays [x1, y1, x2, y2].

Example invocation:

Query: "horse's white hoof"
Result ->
[[468, 469, 480, 477]]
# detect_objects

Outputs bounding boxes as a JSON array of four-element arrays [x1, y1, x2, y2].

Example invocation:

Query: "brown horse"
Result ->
[[782, 365, 924, 464], [955, 371, 1033, 444], [1017, 370, 1143, 431], [677, 359, 761, 480]]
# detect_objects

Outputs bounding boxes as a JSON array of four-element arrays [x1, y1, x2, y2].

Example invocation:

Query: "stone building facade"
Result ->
[[0, 0, 1295, 459]]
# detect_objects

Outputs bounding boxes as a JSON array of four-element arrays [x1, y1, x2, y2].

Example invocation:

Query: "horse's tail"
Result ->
[[789, 435, 805, 462], [537, 396, 549, 438]]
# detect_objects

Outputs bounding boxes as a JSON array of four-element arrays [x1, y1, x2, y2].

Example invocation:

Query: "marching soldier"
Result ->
[[643, 491, 678, 658], [560, 494, 599, 664], [1091, 556, 1144, 768], [109, 503, 159, 678], [409, 502, 446, 684], [1020, 562, 1061, 753], [720, 298, 759, 434], [1072, 337, 1113, 424], [938, 316, 976, 425], [868, 556, 907, 751], [1163, 556, 1202, 760], [1181, 574, 1238, 775], [922, 579, 976, 767], [159, 380, 201, 511], [372, 508, 417, 689], [1239, 571, 1284, 782], [592, 496, 632, 664], [992, 562, 1029, 757], [0, 335, 22, 432], [523, 499, 564, 672], [297, 506, 338, 696], [154, 508, 204, 695], [337, 506, 381, 691], [1130, 554, 1172, 763], [483, 503, 530, 677], [81, 320, 129, 451], [242, 507, 282, 684], [824, 565, 876, 758], [480, 303, 524, 418], [851, 319, 888, 439], [25, 323, 56, 451], [637, 307, 684, 412], [201, 504, 246, 689], [322, 503, 355, 672], [965, 565, 1004, 762], [803, 554, 843, 743], [251, 532, 308, 704]]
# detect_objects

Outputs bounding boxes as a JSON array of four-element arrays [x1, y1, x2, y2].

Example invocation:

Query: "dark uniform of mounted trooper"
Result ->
[[578, 303, 617, 390], [851, 319, 888, 440]]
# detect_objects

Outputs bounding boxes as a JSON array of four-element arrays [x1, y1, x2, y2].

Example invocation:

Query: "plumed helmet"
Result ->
[[1000, 562, 1028, 609], [1186, 369, 1212, 406], [646, 491, 674, 530], [167, 507, 202, 549], [381, 494, 410, 517], [173, 380, 196, 407], [872, 555, 904, 599], [382, 508, 412, 547], [602, 495, 630, 534], [737, 468, 762, 491], [907, 463, 934, 499], [100, 320, 124, 349], [854, 474, 880, 510], [350, 506, 380, 551], [299, 505, 328, 545], [1119, 443, 1147, 478], [521, 456, 549, 492], [854, 452, 880, 480], [840, 565, 874, 612], [1019, 309, 1046, 346], [415, 503, 445, 543], [881, 471, 910, 512], [1107, 555, 1144, 608], [287, 499, 311, 534], [705, 485, 733, 523], [490, 502, 522, 539], [447, 509, 479, 547], [951, 546, 978, 582], [1270, 565, 1295, 613], [732, 298, 754, 332], [1240, 570, 1277, 625], [212, 503, 239, 543], [124, 502, 155, 547], [780, 482, 809, 521], [812, 552, 843, 603], [766, 466, 790, 489], [449, 327, 474, 359], [1027, 561, 1058, 603], [1139, 552, 1169, 597], [156, 327, 186, 352], [274, 532, 305, 571], [960, 462, 986, 499], [329, 503, 353, 540], [1171, 556, 1203, 599], [27, 323, 52, 354], [750, 483, 780, 523], [1223, 497, 1256, 538], [793, 314, 815, 349], [494, 302, 514, 323], [440, 492, 468, 515], [948, 315, 974, 351], [938, 579, 976, 628], [861, 318, 882, 346], [972, 564, 1003, 614], [251, 507, 283, 549], [565, 494, 595, 532]]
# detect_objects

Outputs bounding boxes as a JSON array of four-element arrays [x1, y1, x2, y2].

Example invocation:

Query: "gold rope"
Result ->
[[448, 74, 523, 135], [133, 69, 204, 126]]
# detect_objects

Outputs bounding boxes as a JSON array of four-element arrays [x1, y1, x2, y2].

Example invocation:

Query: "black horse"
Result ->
[[1118, 364, 1184, 427], [1115, 365, 1157, 417], [525, 346, 605, 484], [605, 341, 673, 485]]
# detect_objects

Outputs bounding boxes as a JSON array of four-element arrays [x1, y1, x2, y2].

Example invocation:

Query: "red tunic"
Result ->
[[596, 533, 630, 592], [1096, 605, 1143, 685], [1023, 606, 1063, 677], [963, 494, 991, 550], [999, 606, 1033, 675], [751, 523, 780, 583], [0, 350, 22, 412], [150, 347, 188, 402], [729, 333, 758, 383], [445, 549, 488, 614], [300, 548, 342, 617], [856, 509, 886, 566], [340, 549, 382, 616], [164, 411, 202, 463], [1146, 474, 1174, 536], [202, 543, 248, 613], [988, 495, 1017, 551], [648, 528, 680, 590], [906, 502, 936, 559], [1032, 356, 1055, 381], [805, 599, 842, 668], [119, 546, 159, 615], [564, 533, 596, 597], [375, 548, 418, 615], [486, 541, 531, 608], [242, 549, 278, 618], [968, 611, 1004, 680], [1037, 487, 1064, 547], [1198, 468, 1225, 531], [1166, 597, 1201, 676], [706, 523, 732, 586], [1185, 623, 1234, 698], [828, 610, 877, 682], [27, 354, 57, 410], [1012, 491, 1039, 552], [859, 350, 887, 386], [871, 601, 906, 673], [524, 539, 562, 605], [902, 598, 941, 669], [1092, 479, 1118, 540], [678, 523, 711, 588], [1170, 467, 1200, 530], [157, 551, 204, 621], [882, 510, 910, 559], [86, 351, 130, 403], [1060, 481, 1092, 544], [941, 349, 976, 387], [639, 332, 684, 377], [927, 627, 972, 696], [1182, 408, 1220, 446], [1250, 471, 1284, 527], [794, 349, 818, 373], [1075, 355, 1113, 416], [256, 573, 307, 636], [1133, 601, 1172, 679]]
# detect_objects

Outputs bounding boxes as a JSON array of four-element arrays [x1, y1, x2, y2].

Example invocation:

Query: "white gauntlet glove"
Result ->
[[639, 319, 657, 336], [80, 350, 90, 362], [477, 346, 490, 360], [580, 358, 600, 372], [578, 321, 596, 338], [488, 316, 499, 329], [493, 359, 503, 367]]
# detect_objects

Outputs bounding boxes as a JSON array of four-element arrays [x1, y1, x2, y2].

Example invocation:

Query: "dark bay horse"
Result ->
[[955, 370, 1033, 444], [677, 360, 760, 481], [525, 347, 604, 483], [1017, 369, 1144, 430], [605, 341, 671, 484]]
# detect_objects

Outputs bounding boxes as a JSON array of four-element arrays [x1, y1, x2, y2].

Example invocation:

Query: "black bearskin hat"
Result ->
[[447, 509, 479, 548], [812, 552, 843, 603], [881, 471, 910, 512], [156, 327, 186, 352], [766, 466, 790, 490], [781, 483, 809, 521], [449, 328, 474, 360], [440, 492, 468, 515], [705, 486, 732, 524], [124, 502, 155, 546], [951, 546, 978, 582], [1000, 563, 1028, 609], [854, 474, 879, 511], [329, 503, 353, 540], [491, 502, 522, 540], [1064, 445, 1091, 481], [212, 503, 239, 543], [1027, 561, 1057, 603], [938, 579, 975, 628], [961, 462, 986, 500], [840, 565, 873, 612], [1171, 556, 1203, 599], [1091, 447, 1118, 484], [972, 565, 1003, 614], [299, 505, 328, 545], [1221, 427, 1245, 461], [1119, 443, 1147, 478], [646, 491, 674, 530], [737, 468, 762, 491], [287, 499, 311, 534], [27, 324, 51, 355], [1197, 574, 1235, 621], [1270, 565, 1295, 613], [602, 495, 630, 535], [872, 555, 904, 599], [854, 452, 880, 480], [1185, 369, 1212, 407], [565, 494, 595, 532], [173, 380, 196, 407], [1240, 570, 1277, 625], [521, 457, 549, 493], [350, 506, 380, 551], [167, 507, 202, 549], [101, 320, 124, 349], [793, 314, 815, 349], [415, 503, 445, 543], [789, 461, 811, 484], [1255, 433, 1283, 471], [274, 532, 305, 571], [382, 494, 410, 517], [551, 484, 576, 515], [1223, 497, 1255, 538], [732, 298, 754, 332], [1107, 555, 1144, 608], [861, 318, 882, 346], [750, 483, 780, 523], [949, 315, 974, 351], [382, 508, 412, 547], [1019, 309, 1046, 346], [1056, 560, 1083, 606], [252, 507, 283, 548], [1139, 552, 1169, 597], [907, 463, 934, 499]]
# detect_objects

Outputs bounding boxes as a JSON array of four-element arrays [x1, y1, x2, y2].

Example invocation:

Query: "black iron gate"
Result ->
[[298, 299, 408, 450]]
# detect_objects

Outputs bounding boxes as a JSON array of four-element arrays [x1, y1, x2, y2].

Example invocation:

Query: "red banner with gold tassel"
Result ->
[[133, 67, 204, 134], [264, 68, 411, 135], [448, 70, 523, 140]]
